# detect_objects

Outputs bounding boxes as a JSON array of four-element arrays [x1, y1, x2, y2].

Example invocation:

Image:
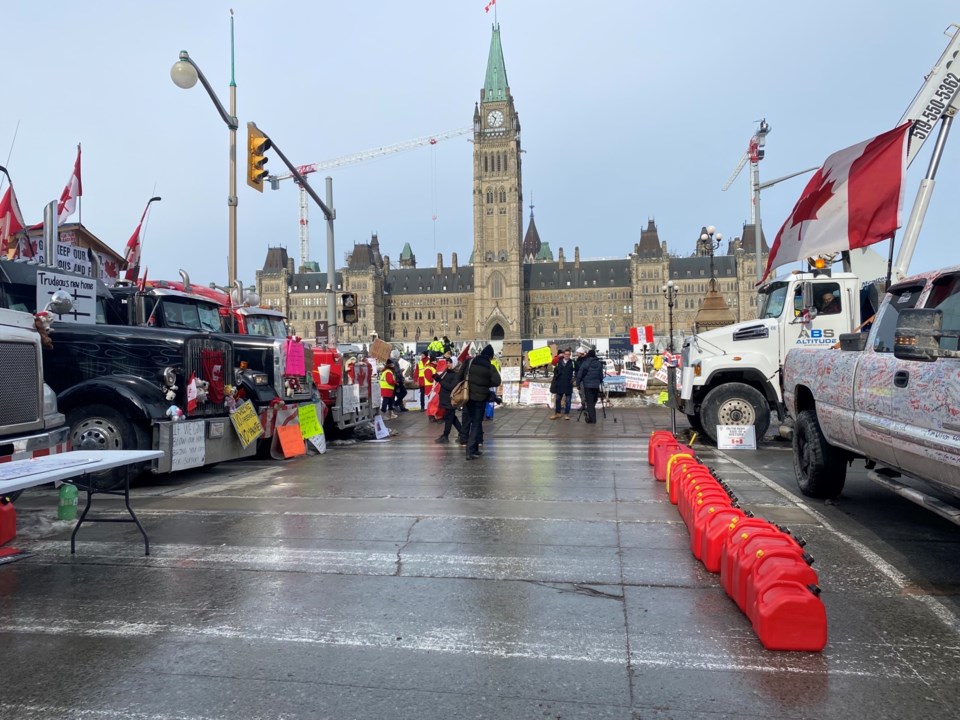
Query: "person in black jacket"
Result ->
[[549, 348, 575, 420], [464, 345, 501, 459], [434, 361, 463, 443], [575, 348, 604, 424]]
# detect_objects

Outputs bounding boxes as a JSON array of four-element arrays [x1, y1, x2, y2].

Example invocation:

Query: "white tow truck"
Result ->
[[678, 23, 960, 442]]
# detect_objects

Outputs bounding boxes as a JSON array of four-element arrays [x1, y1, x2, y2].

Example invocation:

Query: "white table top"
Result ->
[[0, 450, 164, 494]]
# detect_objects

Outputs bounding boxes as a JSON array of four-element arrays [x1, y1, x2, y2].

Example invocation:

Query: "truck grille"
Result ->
[[184, 337, 233, 417], [0, 341, 41, 428]]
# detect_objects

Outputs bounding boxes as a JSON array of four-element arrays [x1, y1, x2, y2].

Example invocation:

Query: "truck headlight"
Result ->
[[43, 383, 59, 415], [251, 372, 269, 386]]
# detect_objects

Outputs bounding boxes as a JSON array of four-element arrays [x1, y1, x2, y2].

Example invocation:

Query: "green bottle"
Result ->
[[57, 483, 78, 522]]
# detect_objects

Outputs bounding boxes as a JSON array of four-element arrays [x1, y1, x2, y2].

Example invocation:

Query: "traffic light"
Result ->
[[246, 122, 271, 192], [341, 292, 358, 324]]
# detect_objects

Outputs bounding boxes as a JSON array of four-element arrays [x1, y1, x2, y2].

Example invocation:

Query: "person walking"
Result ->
[[434, 360, 464, 443], [378, 359, 398, 419], [393, 363, 409, 412], [549, 348, 575, 420], [465, 345, 501, 460], [415, 351, 435, 411], [575, 348, 604, 424]]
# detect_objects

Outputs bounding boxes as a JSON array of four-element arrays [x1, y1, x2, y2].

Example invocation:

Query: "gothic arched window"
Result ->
[[490, 272, 504, 299]]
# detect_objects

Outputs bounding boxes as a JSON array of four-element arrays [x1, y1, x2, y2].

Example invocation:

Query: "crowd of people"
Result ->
[[378, 337, 607, 460]]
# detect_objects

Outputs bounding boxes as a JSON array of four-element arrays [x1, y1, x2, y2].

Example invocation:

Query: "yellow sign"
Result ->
[[230, 400, 264, 449], [527, 346, 554, 368], [298, 403, 324, 438]]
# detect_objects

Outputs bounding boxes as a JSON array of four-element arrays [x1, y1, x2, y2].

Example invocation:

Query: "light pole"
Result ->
[[662, 280, 680, 434], [171, 12, 239, 288], [700, 225, 723, 288]]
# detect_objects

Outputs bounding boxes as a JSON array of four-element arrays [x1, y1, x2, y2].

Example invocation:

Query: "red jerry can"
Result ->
[[682, 487, 730, 530], [678, 475, 723, 520], [664, 452, 696, 492], [690, 500, 738, 560], [745, 548, 818, 623], [655, 443, 694, 483], [0, 498, 15, 546], [732, 531, 805, 612], [752, 581, 827, 652], [648, 430, 676, 466], [720, 518, 780, 598], [668, 460, 709, 505], [700, 508, 747, 573]]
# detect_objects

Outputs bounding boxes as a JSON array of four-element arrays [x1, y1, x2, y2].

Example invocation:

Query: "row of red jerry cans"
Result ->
[[648, 430, 828, 652]]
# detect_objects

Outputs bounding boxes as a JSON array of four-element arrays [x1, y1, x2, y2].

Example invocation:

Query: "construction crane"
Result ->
[[268, 127, 473, 267], [721, 119, 771, 225]]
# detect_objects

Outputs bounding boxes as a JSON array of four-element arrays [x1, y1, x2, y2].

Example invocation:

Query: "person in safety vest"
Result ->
[[415, 351, 434, 411], [428, 336, 444, 354], [379, 360, 398, 419]]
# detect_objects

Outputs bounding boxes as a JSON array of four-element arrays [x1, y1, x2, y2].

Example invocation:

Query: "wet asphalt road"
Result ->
[[2, 404, 959, 719]]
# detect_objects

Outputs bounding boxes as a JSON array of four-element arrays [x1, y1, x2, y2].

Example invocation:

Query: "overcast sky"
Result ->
[[3, 1, 958, 286]]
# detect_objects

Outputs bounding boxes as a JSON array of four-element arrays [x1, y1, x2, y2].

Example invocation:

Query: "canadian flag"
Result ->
[[123, 198, 158, 280], [186, 373, 199, 413], [57, 145, 82, 226], [761, 122, 911, 284], [0, 183, 25, 257]]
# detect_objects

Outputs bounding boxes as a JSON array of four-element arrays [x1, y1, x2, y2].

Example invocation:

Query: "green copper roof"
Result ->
[[484, 24, 509, 102], [536, 242, 554, 261], [399, 242, 414, 260]]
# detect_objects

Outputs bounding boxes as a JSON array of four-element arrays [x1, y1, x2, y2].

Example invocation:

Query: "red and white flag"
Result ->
[[186, 373, 199, 413], [0, 184, 25, 257], [56, 144, 82, 226], [123, 198, 158, 280], [485, 0, 496, 12], [760, 122, 911, 284]]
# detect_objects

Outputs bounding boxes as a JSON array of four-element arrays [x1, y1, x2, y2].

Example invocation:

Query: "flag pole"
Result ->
[[0, 120, 19, 194]]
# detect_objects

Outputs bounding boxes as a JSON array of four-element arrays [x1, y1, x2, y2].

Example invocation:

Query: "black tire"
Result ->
[[793, 409, 846, 498], [686, 412, 705, 436], [66, 404, 150, 491], [700, 382, 771, 443]]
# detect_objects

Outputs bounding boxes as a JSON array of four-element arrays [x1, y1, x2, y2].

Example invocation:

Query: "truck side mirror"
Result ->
[[894, 308, 942, 362], [801, 282, 815, 312]]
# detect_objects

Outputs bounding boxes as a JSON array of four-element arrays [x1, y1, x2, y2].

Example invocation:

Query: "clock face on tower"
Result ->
[[487, 110, 504, 128]]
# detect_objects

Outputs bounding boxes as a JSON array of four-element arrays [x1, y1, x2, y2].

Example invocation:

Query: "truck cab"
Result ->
[[679, 271, 864, 441]]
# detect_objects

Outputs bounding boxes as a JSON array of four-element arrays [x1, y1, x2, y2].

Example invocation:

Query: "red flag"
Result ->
[[123, 198, 157, 280], [457, 342, 472, 363], [761, 123, 910, 283], [0, 184, 25, 257], [485, 0, 496, 12], [186, 373, 199, 413], [57, 144, 82, 226]]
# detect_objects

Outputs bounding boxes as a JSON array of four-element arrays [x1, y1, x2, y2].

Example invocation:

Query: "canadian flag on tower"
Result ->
[[760, 122, 911, 284], [57, 144, 83, 226]]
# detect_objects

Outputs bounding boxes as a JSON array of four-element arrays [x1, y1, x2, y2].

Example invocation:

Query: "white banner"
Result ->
[[36, 270, 97, 324]]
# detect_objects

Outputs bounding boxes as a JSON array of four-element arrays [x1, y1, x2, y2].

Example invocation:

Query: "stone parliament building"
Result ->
[[256, 24, 768, 359]]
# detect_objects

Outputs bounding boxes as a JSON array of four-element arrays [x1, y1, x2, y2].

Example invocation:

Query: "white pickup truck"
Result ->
[[783, 265, 960, 522]]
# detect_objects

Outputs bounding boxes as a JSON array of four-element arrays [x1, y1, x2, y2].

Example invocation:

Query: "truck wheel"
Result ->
[[686, 413, 705, 435], [66, 405, 150, 491], [700, 383, 770, 443], [793, 409, 846, 498]]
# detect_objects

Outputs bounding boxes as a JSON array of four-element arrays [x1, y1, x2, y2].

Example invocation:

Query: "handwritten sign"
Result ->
[[277, 425, 306, 457], [171, 420, 206, 471], [623, 370, 648, 391], [298, 404, 323, 438], [500, 366, 521, 382], [527, 346, 553, 368], [230, 400, 264, 449], [341, 384, 360, 414], [717, 425, 757, 450], [36, 270, 97, 324]]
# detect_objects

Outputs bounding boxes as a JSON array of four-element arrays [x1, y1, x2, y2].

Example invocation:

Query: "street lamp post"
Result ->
[[700, 225, 723, 288], [662, 280, 680, 434], [171, 13, 239, 288]]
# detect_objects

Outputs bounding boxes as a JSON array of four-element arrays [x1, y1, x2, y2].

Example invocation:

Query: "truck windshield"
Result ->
[[244, 314, 288, 338], [757, 282, 790, 318], [162, 299, 223, 332]]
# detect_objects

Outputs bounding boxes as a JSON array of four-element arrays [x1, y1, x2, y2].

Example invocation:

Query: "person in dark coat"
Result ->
[[464, 345, 501, 459], [434, 361, 463, 443], [549, 348, 575, 420], [575, 348, 604, 424]]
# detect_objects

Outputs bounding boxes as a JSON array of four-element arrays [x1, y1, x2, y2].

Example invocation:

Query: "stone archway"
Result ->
[[490, 323, 505, 340]]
